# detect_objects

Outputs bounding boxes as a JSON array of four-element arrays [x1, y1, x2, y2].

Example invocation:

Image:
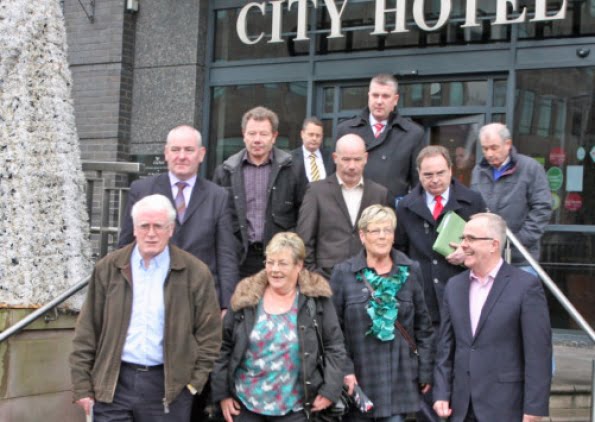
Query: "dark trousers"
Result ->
[[234, 406, 307, 422], [94, 362, 193, 422], [240, 243, 265, 278], [416, 323, 441, 422]]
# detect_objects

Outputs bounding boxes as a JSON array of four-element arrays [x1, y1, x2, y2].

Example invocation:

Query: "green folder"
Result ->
[[432, 211, 466, 257]]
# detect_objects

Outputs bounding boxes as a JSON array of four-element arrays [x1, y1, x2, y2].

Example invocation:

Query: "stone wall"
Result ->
[[0, 0, 91, 307]]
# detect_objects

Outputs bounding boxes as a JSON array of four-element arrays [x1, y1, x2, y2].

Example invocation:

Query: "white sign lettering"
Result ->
[[236, 0, 568, 45]]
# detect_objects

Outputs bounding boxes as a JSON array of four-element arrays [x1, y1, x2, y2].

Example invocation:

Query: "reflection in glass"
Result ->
[[341, 86, 368, 111], [493, 80, 507, 107], [207, 82, 307, 176], [323, 88, 335, 114], [399, 81, 487, 107], [519, 0, 595, 39], [537, 97, 553, 137]]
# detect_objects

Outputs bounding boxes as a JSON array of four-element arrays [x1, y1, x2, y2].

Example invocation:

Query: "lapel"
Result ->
[[355, 180, 377, 223], [459, 274, 474, 341], [406, 186, 436, 228], [472, 263, 511, 341], [328, 176, 354, 230], [442, 182, 464, 215], [321, 148, 335, 174], [181, 176, 206, 224], [155, 173, 175, 202]]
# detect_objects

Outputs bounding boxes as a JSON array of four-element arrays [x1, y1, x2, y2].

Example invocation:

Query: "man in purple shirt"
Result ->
[[433, 213, 552, 422], [213, 106, 301, 278]]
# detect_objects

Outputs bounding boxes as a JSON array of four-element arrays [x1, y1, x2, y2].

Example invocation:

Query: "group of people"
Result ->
[[70, 73, 554, 422]]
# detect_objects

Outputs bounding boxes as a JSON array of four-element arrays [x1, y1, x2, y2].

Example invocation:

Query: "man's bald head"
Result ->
[[333, 134, 368, 188]]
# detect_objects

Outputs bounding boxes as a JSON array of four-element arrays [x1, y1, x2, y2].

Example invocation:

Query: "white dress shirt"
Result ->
[[302, 145, 327, 181], [369, 113, 388, 137], [425, 187, 451, 213], [337, 174, 364, 226]]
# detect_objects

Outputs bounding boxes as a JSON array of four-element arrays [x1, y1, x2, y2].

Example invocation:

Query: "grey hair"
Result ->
[[166, 125, 202, 147], [470, 212, 507, 252], [479, 123, 511, 143], [131, 194, 176, 225], [266, 232, 305, 264], [358, 204, 397, 232]]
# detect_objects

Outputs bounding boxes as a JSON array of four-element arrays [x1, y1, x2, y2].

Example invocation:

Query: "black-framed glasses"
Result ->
[[459, 235, 494, 243]]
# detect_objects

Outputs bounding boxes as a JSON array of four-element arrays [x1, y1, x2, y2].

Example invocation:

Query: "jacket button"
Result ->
[[382, 155, 387, 160], [304, 352, 310, 356], [234, 195, 238, 199], [433, 278, 439, 284], [432, 259, 438, 265], [272, 213, 276, 217], [305, 381, 312, 385]]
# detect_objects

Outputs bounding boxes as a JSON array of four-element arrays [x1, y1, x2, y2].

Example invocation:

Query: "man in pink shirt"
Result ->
[[433, 213, 552, 422]]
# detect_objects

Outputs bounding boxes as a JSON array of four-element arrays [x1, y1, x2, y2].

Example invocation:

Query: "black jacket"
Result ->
[[211, 270, 347, 417], [212, 147, 301, 263], [336, 108, 424, 202], [290, 146, 335, 204], [395, 178, 486, 322]]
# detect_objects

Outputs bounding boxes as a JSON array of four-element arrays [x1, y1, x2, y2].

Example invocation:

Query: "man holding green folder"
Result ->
[[395, 145, 486, 421]]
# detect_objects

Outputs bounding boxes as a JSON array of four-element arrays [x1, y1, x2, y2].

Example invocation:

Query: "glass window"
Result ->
[[399, 81, 488, 107], [214, 7, 307, 61], [519, 0, 595, 39], [207, 82, 307, 176], [341, 86, 368, 111], [493, 79, 507, 107], [514, 68, 595, 329]]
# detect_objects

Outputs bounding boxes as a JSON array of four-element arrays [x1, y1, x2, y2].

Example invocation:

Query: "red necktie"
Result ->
[[433, 195, 443, 220], [373, 122, 384, 138]]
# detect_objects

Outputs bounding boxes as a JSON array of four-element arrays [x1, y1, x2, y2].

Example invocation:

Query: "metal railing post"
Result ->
[[506, 228, 595, 343]]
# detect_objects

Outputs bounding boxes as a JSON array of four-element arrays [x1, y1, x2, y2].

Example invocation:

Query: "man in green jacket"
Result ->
[[70, 194, 222, 421]]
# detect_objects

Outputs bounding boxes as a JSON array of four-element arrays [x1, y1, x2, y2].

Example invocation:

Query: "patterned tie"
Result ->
[[175, 181, 188, 223], [433, 195, 444, 220], [373, 122, 385, 138], [309, 153, 320, 182]]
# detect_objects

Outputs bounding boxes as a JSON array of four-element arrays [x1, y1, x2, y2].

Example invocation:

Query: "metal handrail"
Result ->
[[0, 275, 91, 343], [505, 228, 595, 343]]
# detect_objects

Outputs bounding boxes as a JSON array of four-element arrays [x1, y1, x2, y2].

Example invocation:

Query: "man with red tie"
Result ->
[[336, 73, 424, 207], [395, 145, 486, 422]]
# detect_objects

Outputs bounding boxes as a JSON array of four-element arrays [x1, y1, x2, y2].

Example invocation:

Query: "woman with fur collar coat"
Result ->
[[211, 233, 347, 422]]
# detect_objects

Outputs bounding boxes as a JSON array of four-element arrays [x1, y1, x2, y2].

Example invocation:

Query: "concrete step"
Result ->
[[548, 384, 591, 422]]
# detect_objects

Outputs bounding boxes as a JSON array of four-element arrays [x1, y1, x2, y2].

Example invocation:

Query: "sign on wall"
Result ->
[[236, 0, 568, 45]]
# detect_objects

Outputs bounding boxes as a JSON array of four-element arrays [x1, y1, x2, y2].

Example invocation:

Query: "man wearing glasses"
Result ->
[[395, 145, 485, 421], [71, 194, 222, 422], [433, 213, 552, 422]]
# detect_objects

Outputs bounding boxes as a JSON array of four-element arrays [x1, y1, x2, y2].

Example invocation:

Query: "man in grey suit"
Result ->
[[290, 116, 335, 203], [297, 134, 390, 279], [433, 213, 552, 422], [118, 125, 239, 310]]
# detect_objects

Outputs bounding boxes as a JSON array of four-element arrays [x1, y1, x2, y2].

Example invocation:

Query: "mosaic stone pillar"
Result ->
[[0, 0, 91, 308]]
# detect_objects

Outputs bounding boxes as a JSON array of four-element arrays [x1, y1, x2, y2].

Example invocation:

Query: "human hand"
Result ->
[[343, 374, 357, 395], [419, 383, 431, 394], [446, 242, 465, 265], [311, 395, 333, 412], [522, 414, 542, 422], [76, 397, 94, 416], [220, 397, 241, 422], [433, 400, 452, 419]]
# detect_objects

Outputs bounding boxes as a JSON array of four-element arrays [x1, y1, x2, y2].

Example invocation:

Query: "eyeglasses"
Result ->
[[365, 228, 394, 237], [136, 223, 171, 233], [264, 260, 292, 269], [459, 235, 494, 243]]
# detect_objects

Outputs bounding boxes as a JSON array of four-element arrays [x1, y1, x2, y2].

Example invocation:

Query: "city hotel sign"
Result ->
[[236, 0, 568, 44]]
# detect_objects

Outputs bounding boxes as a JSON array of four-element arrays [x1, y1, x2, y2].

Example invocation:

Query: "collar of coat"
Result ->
[[347, 107, 415, 133], [230, 269, 332, 312], [221, 146, 292, 171], [112, 242, 190, 271], [347, 248, 416, 274]]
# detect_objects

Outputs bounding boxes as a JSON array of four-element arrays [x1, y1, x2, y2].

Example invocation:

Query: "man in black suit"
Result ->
[[290, 116, 335, 202], [118, 125, 239, 310], [297, 134, 390, 279], [336, 73, 424, 206]]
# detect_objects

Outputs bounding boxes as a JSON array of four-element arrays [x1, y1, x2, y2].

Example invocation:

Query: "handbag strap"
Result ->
[[360, 271, 418, 356], [307, 297, 326, 361]]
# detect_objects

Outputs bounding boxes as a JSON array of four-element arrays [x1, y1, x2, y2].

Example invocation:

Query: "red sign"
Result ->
[[549, 147, 566, 166], [564, 193, 583, 212]]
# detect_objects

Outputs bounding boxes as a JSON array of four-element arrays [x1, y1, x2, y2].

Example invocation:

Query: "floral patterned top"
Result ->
[[235, 295, 303, 415]]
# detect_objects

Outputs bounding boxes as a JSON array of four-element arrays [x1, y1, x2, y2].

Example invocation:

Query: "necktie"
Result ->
[[373, 122, 385, 138], [433, 195, 443, 220], [309, 153, 320, 182], [175, 181, 188, 223]]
